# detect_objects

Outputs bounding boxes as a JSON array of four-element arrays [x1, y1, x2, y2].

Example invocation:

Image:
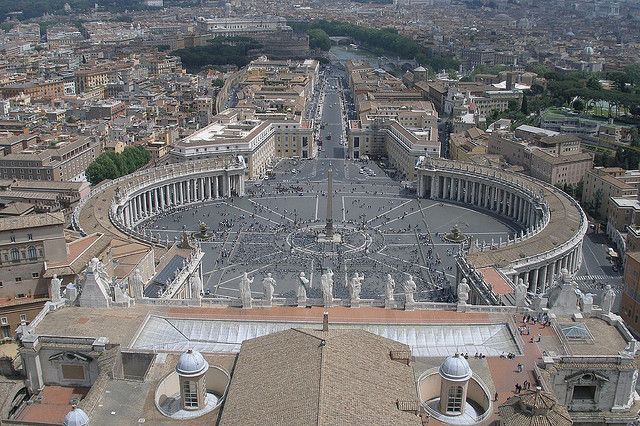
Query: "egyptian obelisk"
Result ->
[[325, 167, 334, 238]]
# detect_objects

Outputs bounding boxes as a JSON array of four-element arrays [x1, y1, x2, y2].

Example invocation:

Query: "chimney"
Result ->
[[322, 311, 329, 332]]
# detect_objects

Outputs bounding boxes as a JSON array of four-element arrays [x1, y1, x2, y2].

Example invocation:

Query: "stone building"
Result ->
[[0, 212, 66, 299]]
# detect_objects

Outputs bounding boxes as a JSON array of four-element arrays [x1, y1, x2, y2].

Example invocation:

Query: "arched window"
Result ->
[[446, 386, 464, 413], [27, 246, 37, 260], [10, 248, 19, 262]]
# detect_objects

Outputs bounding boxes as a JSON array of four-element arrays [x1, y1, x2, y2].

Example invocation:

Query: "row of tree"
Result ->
[[291, 20, 459, 72], [171, 37, 260, 71], [86, 146, 151, 185]]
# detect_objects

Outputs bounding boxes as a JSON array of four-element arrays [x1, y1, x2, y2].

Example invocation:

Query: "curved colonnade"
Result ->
[[416, 158, 588, 296], [72, 159, 245, 253]]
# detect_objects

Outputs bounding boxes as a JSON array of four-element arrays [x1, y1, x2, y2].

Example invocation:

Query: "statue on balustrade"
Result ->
[[50, 274, 63, 304], [189, 274, 203, 300], [385, 274, 395, 302], [297, 272, 309, 301], [601, 284, 615, 314], [348, 272, 363, 303], [457, 278, 470, 305], [262, 273, 277, 303], [239, 272, 253, 308], [514, 278, 528, 307], [129, 269, 145, 299], [321, 269, 334, 306], [403, 274, 417, 304]]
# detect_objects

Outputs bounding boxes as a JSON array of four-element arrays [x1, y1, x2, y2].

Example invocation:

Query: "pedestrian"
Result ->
[[494, 392, 498, 401], [517, 363, 523, 372], [536, 333, 541, 342]]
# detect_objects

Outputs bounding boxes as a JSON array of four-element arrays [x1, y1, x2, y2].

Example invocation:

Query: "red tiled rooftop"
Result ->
[[14, 385, 89, 424]]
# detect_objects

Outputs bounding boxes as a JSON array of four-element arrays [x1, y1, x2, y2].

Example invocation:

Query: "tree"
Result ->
[[307, 28, 331, 51], [521, 95, 528, 114], [572, 98, 585, 112], [86, 146, 151, 185]]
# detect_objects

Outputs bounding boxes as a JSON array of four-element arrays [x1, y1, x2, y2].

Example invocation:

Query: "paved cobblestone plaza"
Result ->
[[142, 158, 520, 302]]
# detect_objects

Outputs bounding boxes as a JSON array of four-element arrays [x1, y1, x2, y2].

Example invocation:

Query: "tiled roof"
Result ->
[[0, 211, 64, 231], [219, 328, 421, 426]]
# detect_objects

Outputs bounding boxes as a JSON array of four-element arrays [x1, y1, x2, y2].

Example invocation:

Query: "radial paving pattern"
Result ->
[[141, 158, 519, 302]]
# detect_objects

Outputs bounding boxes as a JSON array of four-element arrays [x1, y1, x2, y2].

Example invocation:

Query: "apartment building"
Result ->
[[621, 250, 640, 337], [487, 133, 593, 186], [583, 167, 640, 219], [0, 212, 67, 299], [0, 136, 101, 182], [0, 79, 65, 100], [449, 127, 488, 161]]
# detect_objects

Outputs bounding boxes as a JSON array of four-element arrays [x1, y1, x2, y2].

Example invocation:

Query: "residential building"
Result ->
[[0, 212, 66, 300], [0, 136, 101, 182], [449, 127, 488, 161], [487, 133, 593, 186], [583, 167, 640, 219]]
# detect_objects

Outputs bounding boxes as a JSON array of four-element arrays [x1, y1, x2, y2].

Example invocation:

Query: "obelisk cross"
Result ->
[[325, 167, 334, 238]]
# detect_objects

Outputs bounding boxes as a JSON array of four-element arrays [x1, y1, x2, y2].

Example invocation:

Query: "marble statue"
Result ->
[[262, 273, 276, 303], [64, 282, 78, 302], [547, 268, 580, 314], [457, 278, 470, 305], [514, 278, 528, 307], [321, 269, 334, 306], [385, 274, 395, 302], [298, 272, 309, 301], [403, 274, 417, 304], [348, 272, 363, 302], [189, 274, 203, 300], [601, 284, 615, 314], [239, 272, 253, 308], [50, 274, 63, 303], [129, 269, 145, 299]]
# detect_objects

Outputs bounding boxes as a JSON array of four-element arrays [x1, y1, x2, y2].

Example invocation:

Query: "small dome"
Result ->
[[439, 354, 472, 381], [584, 46, 594, 56], [414, 66, 426, 72], [63, 407, 89, 426], [176, 349, 209, 377]]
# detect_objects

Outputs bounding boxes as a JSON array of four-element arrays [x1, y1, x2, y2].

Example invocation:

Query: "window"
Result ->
[[9, 236, 15, 243], [27, 234, 32, 240], [446, 386, 464, 414], [15, 277, 21, 282], [19, 314, 26, 322], [32, 272, 39, 278], [183, 380, 199, 407], [0, 317, 7, 325], [27, 246, 37, 260], [10, 249, 19, 262], [573, 385, 596, 401]]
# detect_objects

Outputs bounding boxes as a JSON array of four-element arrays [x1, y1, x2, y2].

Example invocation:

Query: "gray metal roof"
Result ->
[[131, 316, 520, 357]]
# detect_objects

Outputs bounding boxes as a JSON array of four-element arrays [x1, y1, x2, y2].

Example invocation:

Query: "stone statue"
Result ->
[[321, 269, 334, 306], [129, 269, 145, 299], [239, 272, 253, 308], [50, 274, 63, 303], [547, 268, 580, 314], [457, 278, 470, 305], [262, 273, 276, 303], [403, 274, 417, 304], [385, 274, 395, 302], [297, 272, 309, 301], [348, 272, 363, 302], [601, 284, 615, 314], [514, 278, 528, 307], [189, 274, 203, 300]]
